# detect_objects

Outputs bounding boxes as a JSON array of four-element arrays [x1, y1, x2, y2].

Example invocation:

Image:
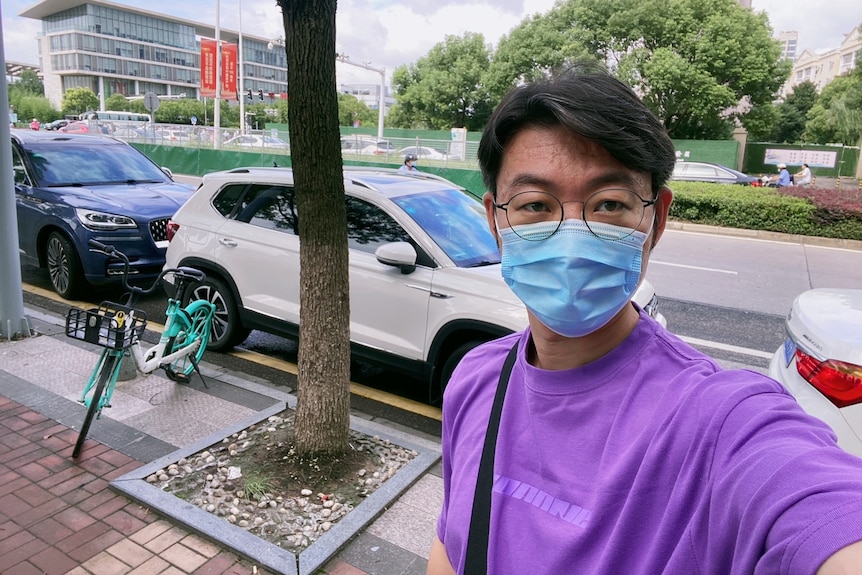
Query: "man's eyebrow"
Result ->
[[505, 171, 645, 192]]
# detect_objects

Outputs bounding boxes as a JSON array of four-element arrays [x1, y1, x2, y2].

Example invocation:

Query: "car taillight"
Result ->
[[795, 349, 862, 408], [166, 221, 180, 242]]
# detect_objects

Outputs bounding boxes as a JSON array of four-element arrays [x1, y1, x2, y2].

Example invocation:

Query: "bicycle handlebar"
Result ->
[[87, 239, 203, 298]]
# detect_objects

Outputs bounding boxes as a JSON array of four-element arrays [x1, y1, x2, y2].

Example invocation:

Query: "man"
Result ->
[[399, 153, 419, 173], [770, 162, 792, 187], [428, 68, 862, 575], [796, 163, 813, 186]]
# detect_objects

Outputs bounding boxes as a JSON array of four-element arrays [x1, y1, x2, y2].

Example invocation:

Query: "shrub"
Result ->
[[667, 182, 862, 240]]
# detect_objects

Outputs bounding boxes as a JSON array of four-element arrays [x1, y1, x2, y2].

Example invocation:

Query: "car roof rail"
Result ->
[[343, 165, 463, 187]]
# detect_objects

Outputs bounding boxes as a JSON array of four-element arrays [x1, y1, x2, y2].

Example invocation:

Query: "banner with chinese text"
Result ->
[[200, 39, 237, 100]]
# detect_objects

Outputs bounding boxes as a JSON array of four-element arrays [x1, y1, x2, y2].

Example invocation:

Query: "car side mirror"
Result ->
[[375, 241, 417, 274]]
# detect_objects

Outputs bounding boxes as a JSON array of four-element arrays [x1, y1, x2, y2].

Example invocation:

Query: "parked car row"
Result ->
[[14, 131, 861, 439]]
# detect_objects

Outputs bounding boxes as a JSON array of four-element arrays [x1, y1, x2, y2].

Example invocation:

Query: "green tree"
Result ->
[[805, 74, 862, 145], [104, 93, 130, 110], [485, 10, 591, 100], [391, 32, 494, 130], [13, 95, 58, 124], [544, 0, 791, 139], [768, 81, 819, 143], [15, 70, 44, 96], [805, 40, 862, 146], [337, 93, 375, 127], [61, 87, 100, 116], [276, 0, 351, 456]]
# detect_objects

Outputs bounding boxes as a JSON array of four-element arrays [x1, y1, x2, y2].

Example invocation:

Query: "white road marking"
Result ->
[[678, 334, 775, 360], [651, 260, 738, 275]]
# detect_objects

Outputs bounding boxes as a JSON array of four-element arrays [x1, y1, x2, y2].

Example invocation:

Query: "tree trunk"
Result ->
[[278, 0, 351, 456]]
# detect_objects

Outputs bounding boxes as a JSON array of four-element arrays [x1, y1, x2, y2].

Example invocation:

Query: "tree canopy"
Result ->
[[391, 0, 792, 140], [61, 87, 100, 116], [390, 32, 493, 130], [768, 81, 818, 143]]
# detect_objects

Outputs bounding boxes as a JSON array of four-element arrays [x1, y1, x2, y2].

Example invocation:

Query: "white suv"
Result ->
[[164, 167, 665, 398]]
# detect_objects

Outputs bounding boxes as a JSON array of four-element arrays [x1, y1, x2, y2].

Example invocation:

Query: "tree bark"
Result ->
[[278, 0, 351, 455]]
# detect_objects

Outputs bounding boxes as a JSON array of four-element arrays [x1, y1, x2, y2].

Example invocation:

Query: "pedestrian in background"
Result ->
[[29, 118, 40, 131], [399, 154, 419, 173], [428, 65, 862, 575]]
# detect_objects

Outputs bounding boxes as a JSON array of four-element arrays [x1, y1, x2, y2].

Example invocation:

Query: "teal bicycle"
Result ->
[[65, 240, 216, 458]]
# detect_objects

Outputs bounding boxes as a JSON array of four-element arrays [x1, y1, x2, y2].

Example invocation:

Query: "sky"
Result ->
[[2, 0, 862, 87]]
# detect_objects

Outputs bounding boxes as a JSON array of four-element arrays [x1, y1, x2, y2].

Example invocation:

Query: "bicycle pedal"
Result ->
[[173, 372, 191, 384]]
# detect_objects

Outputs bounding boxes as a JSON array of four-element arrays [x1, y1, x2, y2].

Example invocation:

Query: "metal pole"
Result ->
[[213, 0, 222, 149], [238, 0, 245, 133], [0, 11, 31, 340], [336, 56, 386, 141], [377, 68, 385, 142]]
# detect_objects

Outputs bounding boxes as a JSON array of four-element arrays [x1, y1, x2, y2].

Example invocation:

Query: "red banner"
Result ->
[[221, 42, 237, 100], [200, 39, 237, 100], [200, 39, 217, 98]]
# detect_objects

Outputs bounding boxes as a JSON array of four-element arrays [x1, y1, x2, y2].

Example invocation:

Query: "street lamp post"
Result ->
[[238, 0, 245, 133], [213, 0, 222, 149], [336, 55, 385, 142]]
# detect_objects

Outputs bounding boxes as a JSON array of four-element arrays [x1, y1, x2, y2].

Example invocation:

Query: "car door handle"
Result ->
[[219, 238, 237, 247], [404, 283, 453, 299]]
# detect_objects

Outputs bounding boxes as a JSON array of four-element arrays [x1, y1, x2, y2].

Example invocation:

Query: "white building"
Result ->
[[781, 26, 861, 97]]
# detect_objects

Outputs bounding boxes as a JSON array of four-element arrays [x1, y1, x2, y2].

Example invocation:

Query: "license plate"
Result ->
[[783, 337, 796, 367]]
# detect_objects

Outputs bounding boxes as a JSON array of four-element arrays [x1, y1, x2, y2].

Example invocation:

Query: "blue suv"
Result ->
[[12, 131, 194, 298]]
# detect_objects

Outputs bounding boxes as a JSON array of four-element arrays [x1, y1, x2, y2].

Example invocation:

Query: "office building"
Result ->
[[18, 0, 288, 110], [777, 31, 799, 61]]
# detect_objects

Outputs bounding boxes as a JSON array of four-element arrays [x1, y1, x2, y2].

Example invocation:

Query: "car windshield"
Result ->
[[22, 141, 170, 187], [391, 188, 501, 267]]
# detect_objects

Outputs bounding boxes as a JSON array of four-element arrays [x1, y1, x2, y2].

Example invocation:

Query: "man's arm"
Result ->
[[427, 536, 456, 575], [817, 540, 862, 574]]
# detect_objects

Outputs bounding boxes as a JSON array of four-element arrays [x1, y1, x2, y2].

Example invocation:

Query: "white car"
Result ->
[[223, 134, 289, 150], [769, 288, 862, 457], [399, 146, 449, 161], [341, 136, 396, 156], [164, 166, 665, 399]]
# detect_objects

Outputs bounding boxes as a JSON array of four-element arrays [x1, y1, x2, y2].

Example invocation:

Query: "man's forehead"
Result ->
[[497, 128, 651, 196]]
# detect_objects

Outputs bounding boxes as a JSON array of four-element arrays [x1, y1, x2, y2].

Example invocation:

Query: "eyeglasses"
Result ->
[[494, 189, 657, 241]]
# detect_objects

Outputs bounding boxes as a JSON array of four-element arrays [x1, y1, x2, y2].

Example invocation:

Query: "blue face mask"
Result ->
[[500, 219, 648, 337]]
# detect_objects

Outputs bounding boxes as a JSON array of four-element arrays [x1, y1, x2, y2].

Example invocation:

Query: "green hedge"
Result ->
[[668, 182, 862, 240]]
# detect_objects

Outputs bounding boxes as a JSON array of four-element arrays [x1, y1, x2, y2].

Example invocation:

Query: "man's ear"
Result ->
[[483, 192, 503, 251], [650, 187, 673, 249]]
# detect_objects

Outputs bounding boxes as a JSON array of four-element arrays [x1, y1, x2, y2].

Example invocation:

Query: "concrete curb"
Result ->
[[111, 394, 442, 575], [665, 221, 862, 251]]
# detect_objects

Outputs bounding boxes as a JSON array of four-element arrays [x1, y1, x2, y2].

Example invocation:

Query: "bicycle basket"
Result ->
[[65, 302, 148, 350]]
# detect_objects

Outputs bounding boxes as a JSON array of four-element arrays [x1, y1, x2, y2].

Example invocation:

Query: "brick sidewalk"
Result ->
[[0, 395, 266, 575]]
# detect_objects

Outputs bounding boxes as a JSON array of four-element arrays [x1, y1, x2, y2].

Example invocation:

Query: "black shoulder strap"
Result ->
[[464, 342, 519, 575]]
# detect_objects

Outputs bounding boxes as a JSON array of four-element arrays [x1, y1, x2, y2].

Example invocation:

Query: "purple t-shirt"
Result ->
[[437, 311, 862, 574]]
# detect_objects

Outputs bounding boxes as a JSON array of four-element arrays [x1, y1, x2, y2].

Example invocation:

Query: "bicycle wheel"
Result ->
[[164, 303, 212, 380], [73, 352, 122, 458]]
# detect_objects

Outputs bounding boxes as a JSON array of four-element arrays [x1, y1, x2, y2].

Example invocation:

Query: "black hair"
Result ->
[[478, 65, 676, 198]]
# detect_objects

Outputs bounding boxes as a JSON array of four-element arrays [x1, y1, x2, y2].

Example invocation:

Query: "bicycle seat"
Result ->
[[173, 267, 206, 283]]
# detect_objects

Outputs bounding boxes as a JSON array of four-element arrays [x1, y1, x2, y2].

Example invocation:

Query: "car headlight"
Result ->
[[75, 208, 138, 230]]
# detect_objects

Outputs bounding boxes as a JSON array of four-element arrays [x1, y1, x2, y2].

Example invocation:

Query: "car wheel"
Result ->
[[433, 340, 485, 404], [184, 276, 250, 352], [45, 231, 84, 299]]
